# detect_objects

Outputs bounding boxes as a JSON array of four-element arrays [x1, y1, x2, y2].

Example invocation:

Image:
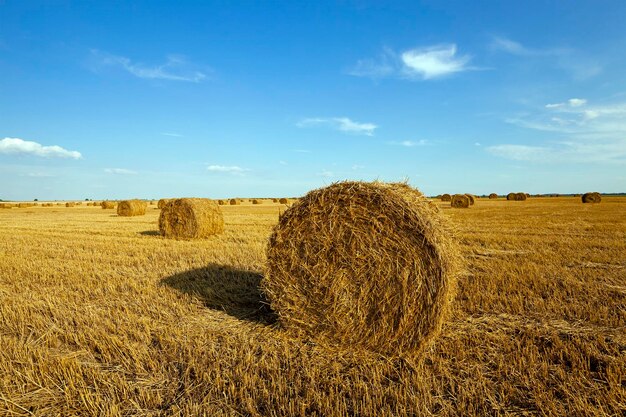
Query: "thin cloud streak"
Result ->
[[207, 165, 250, 175], [296, 117, 378, 136], [89, 50, 207, 82], [104, 168, 138, 175], [0, 137, 82, 159]]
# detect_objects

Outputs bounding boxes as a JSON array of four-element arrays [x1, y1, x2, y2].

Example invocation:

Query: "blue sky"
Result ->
[[1, 1, 626, 200]]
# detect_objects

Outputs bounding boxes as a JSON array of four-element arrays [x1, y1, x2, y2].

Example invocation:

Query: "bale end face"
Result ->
[[488, 193, 498, 199], [263, 181, 461, 357], [159, 198, 224, 239], [440, 193, 452, 202], [451, 194, 470, 208]]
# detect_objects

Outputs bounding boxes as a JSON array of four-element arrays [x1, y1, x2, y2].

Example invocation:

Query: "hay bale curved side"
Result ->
[[263, 181, 461, 357], [101, 201, 116, 209], [228, 198, 240, 205], [515, 192, 527, 201], [159, 198, 224, 239], [65, 202, 75, 208], [488, 193, 498, 199], [506, 193, 516, 201], [252, 199, 262, 204], [465, 194, 475, 205], [157, 199, 171, 209], [278, 197, 288, 204], [582, 192, 601, 203], [440, 193, 452, 202], [451, 194, 470, 208], [117, 200, 147, 216]]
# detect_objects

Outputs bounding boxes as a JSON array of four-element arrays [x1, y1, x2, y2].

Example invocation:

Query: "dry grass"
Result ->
[[264, 182, 461, 357], [0, 197, 625, 416]]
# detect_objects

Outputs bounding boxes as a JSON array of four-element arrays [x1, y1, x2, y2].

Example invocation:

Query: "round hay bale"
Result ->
[[451, 194, 470, 208], [217, 199, 225, 205], [65, 202, 75, 207], [515, 192, 527, 201], [229, 198, 240, 205], [117, 200, 147, 216], [157, 199, 171, 209], [278, 197, 288, 204], [506, 193, 516, 201], [272, 198, 278, 203], [263, 181, 461, 357], [582, 192, 601, 203], [488, 193, 498, 199], [465, 194, 475, 205], [440, 193, 451, 202], [101, 201, 116, 209], [159, 198, 224, 239], [0, 203, 12, 209], [252, 199, 262, 204]]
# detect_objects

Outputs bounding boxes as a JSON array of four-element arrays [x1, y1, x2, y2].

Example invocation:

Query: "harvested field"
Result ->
[[0, 197, 625, 416]]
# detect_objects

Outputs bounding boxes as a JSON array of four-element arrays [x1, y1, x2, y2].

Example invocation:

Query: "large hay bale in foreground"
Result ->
[[489, 193, 498, 199], [582, 192, 601, 203], [440, 193, 451, 202], [465, 194, 475, 205], [451, 194, 470, 208], [101, 201, 115, 209], [159, 198, 224, 239], [229, 198, 240, 205], [263, 181, 460, 357], [117, 200, 147, 216], [157, 199, 171, 209]]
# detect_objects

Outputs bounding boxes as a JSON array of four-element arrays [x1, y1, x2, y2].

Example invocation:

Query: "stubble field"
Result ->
[[0, 197, 625, 416]]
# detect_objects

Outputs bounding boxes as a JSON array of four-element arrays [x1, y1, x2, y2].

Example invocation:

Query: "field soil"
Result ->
[[1, 197, 625, 416]]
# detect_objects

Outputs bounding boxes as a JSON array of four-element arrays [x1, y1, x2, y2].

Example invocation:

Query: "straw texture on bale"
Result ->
[[489, 193, 498, 199], [217, 200, 225, 205], [101, 201, 115, 209], [159, 198, 224, 239], [465, 194, 475, 205], [279, 198, 288, 204], [582, 192, 601, 203], [229, 198, 240, 205], [117, 200, 147, 217], [252, 199, 262, 204], [263, 181, 460, 357], [516, 193, 528, 201], [157, 199, 171, 209], [65, 202, 75, 207], [440, 193, 451, 202], [451, 194, 470, 208]]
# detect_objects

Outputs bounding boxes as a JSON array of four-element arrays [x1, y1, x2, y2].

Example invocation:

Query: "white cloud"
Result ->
[[160, 132, 183, 137], [492, 98, 626, 163], [22, 172, 55, 178], [387, 140, 428, 147], [0, 138, 82, 159], [349, 43, 472, 81], [490, 37, 530, 55], [401, 44, 471, 79], [90, 50, 207, 82], [317, 169, 334, 178], [351, 164, 364, 170], [104, 168, 137, 175], [297, 117, 378, 136], [207, 165, 250, 175]]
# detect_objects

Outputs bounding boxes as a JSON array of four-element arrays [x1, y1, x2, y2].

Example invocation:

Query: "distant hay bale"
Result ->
[[150, 201, 155, 205], [489, 193, 498, 199], [506, 193, 516, 201], [159, 198, 224, 239], [451, 194, 470, 208], [582, 192, 601, 204], [516, 193, 527, 201], [217, 199, 225, 205], [65, 202, 75, 207], [117, 200, 147, 216], [229, 198, 240, 205], [465, 194, 475, 205], [279, 197, 288, 204], [0, 203, 12, 209], [158, 199, 171, 209], [101, 201, 115, 209], [263, 181, 461, 357], [75, 202, 82, 206], [272, 198, 278, 203], [252, 199, 262, 204], [440, 193, 451, 202]]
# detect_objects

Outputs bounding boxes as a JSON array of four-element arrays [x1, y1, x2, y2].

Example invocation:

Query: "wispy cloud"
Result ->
[[22, 172, 56, 178], [490, 36, 602, 80], [349, 43, 473, 81], [207, 165, 250, 175], [104, 168, 137, 175], [386, 139, 428, 147], [160, 132, 183, 137], [296, 117, 378, 136], [89, 50, 207, 82], [490, 98, 626, 163], [0, 137, 82, 159], [317, 169, 335, 178]]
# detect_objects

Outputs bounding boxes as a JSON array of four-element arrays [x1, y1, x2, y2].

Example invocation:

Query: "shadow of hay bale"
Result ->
[[160, 265, 277, 325], [139, 230, 160, 236]]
